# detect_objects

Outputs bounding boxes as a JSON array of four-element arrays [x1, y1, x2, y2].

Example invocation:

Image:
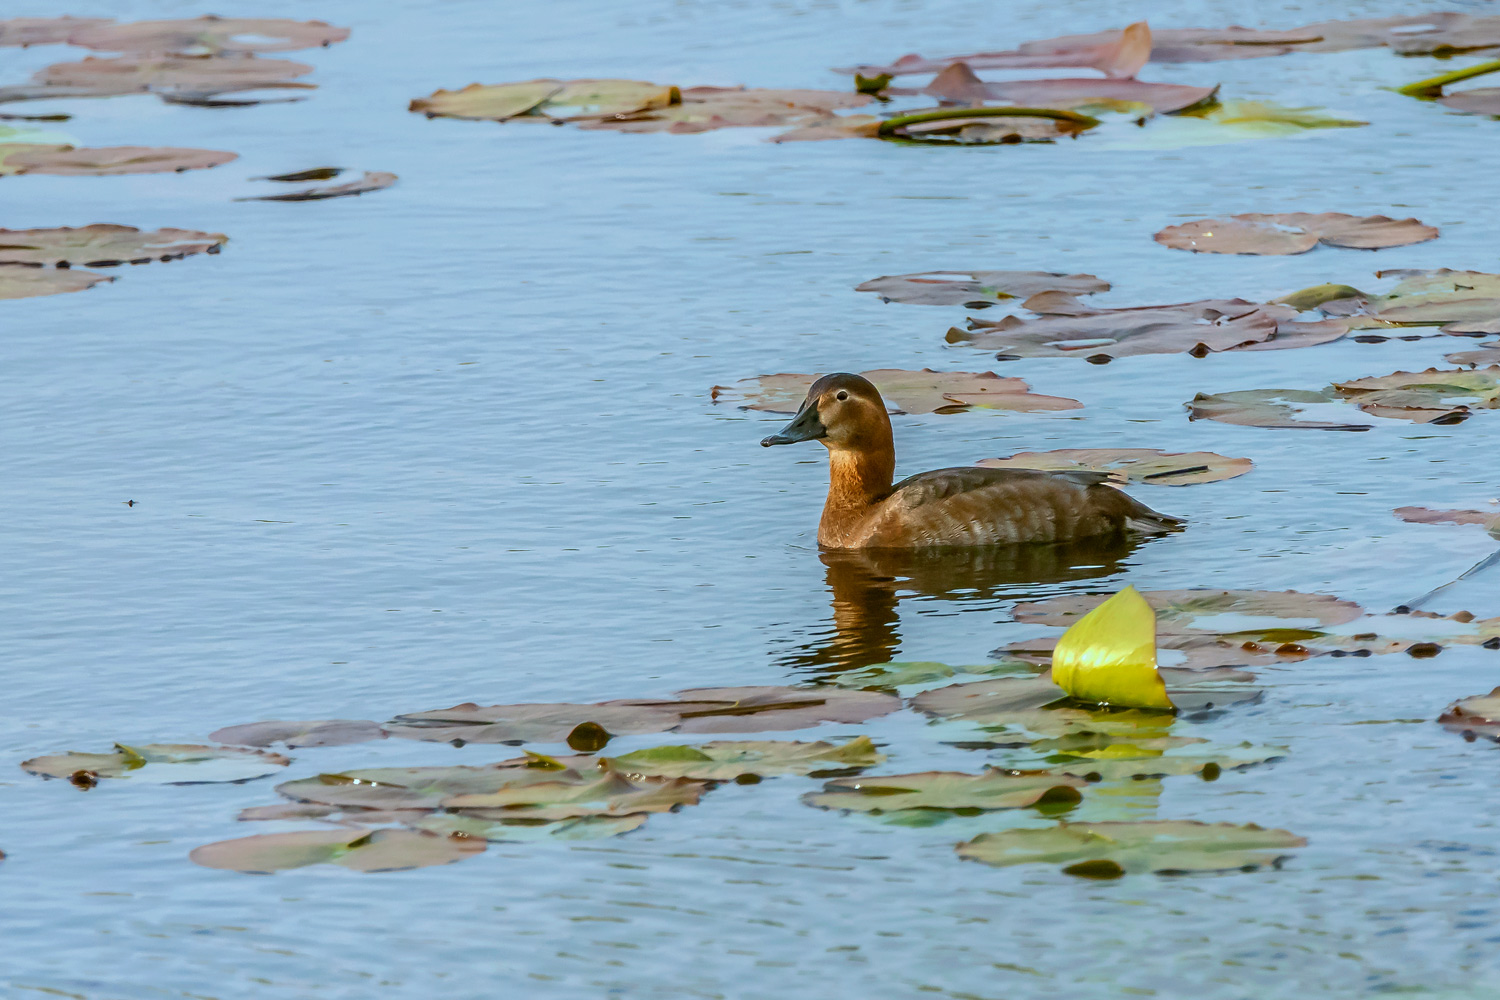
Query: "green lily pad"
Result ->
[[209, 719, 387, 749], [1310, 270, 1500, 334], [830, 660, 1035, 690], [441, 769, 707, 820], [410, 812, 647, 842], [803, 769, 1086, 813], [22, 743, 290, 785], [605, 736, 883, 780], [1043, 740, 1286, 780], [957, 820, 1306, 875], [1331, 367, 1500, 423], [190, 828, 484, 874]]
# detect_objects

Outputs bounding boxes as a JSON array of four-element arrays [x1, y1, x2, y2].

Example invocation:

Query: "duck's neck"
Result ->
[[820, 441, 895, 542]]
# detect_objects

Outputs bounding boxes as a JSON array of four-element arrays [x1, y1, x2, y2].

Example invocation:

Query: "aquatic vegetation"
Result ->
[[1439, 689, 1500, 742], [830, 660, 1035, 691], [237, 170, 397, 202], [911, 58, 1215, 114], [713, 369, 1081, 415], [22, 744, 290, 786], [0, 16, 110, 46], [1397, 58, 1500, 116], [191, 828, 484, 874], [65, 16, 349, 56], [1155, 213, 1438, 256], [856, 270, 1108, 307], [0, 225, 227, 266], [0, 266, 111, 300], [1394, 505, 1500, 538], [0, 55, 319, 106], [1050, 587, 1173, 710], [978, 449, 1251, 486], [1194, 367, 1500, 427], [803, 769, 1085, 813], [1013, 588, 1364, 633], [1448, 341, 1500, 366], [0, 143, 236, 176], [605, 736, 883, 780], [209, 720, 389, 749], [956, 820, 1306, 876], [1188, 388, 1375, 431]]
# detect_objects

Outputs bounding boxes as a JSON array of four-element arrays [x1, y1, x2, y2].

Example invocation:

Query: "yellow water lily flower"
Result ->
[[1050, 586, 1175, 710]]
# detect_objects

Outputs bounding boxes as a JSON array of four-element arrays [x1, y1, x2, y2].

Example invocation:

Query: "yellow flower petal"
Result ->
[[1051, 586, 1175, 710]]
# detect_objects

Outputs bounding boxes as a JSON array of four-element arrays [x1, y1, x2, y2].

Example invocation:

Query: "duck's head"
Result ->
[[761, 373, 891, 451]]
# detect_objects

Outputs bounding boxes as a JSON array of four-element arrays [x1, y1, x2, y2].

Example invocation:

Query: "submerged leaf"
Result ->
[[804, 769, 1086, 813], [22, 744, 289, 784], [0, 225, 227, 266], [1156, 213, 1437, 256], [190, 828, 484, 874], [956, 820, 1306, 874], [978, 448, 1250, 486], [712, 369, 1080, 415], [856, 270, 1109, 307], [1051, 587, 1173, 710], [607, 736, 883, 780]]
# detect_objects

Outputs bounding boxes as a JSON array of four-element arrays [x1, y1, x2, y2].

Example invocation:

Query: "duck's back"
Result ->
[[829, 467, 1181, 548]]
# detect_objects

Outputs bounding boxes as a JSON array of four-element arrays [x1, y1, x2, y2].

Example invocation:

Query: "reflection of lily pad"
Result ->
[[0, 144, 236, 176], [606, 736, 882, 780], [712, 369, 1080, 415], [957, 820, 1306, 875], [855, 270, 1108, 307], [190, 828, 484, 874], [23, 744, 290, 785], [1156, 213, 1437, 256], [979, 448, 1250, 486], [1013, 589, 1363, 632], [209, 720, 387, 749], [804, 769, 1085, 813], [0, 265, 111, 300], [0, 225, 227, 266], [68, 17, 349, 56]]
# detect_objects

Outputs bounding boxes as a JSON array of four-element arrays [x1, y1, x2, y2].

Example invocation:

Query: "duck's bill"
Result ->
[[761, 400, 827, 447]]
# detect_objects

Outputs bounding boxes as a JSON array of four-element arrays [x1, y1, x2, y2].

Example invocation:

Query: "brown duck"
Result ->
[[761, 373, 1183, 549]]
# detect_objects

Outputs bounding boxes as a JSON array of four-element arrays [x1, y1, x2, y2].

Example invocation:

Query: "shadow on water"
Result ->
[[777, 534, 1152, 676]]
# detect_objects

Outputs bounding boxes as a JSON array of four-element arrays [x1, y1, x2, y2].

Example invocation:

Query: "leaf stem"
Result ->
[[1397, 59, 1500, 99]]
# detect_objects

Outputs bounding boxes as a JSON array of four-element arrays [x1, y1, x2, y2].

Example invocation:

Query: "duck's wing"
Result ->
[[870, 466, 1182, 546]]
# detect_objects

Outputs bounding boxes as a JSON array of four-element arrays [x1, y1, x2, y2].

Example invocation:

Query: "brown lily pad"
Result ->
[[844, 21, 1155, 77], [1439, 688, 1500, 741], [922, 61, 1216, 114], [67, 17, 349, 56], [662, 686, 901, 734], [606, 736, 883, 780], [1315, 270, 1500, 335], [441, 769, 707, 820], [209, 720, 388, 749], [579, 86, 872, 134], [1447, 341, 1500, 366], [1332, 367, 1500, 423], [1012, 589, 1364, 632], [0, 265, 111, 300], [386, 702, 684, 745], [978, 448, 1251, 486], [190, 828, 484, 874], [0, 144, 236, 176], [274, 762, 572, 812], [1395, 506, 1500, 538], [0, 17, 111, 47], [237, 170, 396, 202], [410, 79, 680, 121], [803, 769, 1086, 813], [22, 743, 289, 785], [0, 225, 227, 267], [1156, 213, 1438, 255], [712, 369, 1081, 415], [856, 270, 1108, 307], [957, 820, 1306, 875], [1439, 88, 1500, 116], [1, 55, 315, 105], [1188, 388, 1372, 431]]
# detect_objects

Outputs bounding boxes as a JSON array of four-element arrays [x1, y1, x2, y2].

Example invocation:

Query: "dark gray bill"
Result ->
[[761, 399, 827, 447]]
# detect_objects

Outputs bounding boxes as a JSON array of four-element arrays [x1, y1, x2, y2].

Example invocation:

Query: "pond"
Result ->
[[3, 0, 1500, 997]]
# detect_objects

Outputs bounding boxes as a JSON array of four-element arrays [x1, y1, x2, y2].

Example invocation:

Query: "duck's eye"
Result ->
[[835, 390, 849, 401]]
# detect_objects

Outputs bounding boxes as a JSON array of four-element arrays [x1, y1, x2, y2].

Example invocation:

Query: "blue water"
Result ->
[[4, 0, 1500, 996]]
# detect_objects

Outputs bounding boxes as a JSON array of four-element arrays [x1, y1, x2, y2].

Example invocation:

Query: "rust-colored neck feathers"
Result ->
[[819, 408, 895, 546]]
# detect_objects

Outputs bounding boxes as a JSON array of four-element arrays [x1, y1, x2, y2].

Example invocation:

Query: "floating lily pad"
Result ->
[[0, 225, 227, 266], [22, 743, 289, 785], [1332, 367, 1500, 423], [953, 297, 1346, 361], [665, 686, 902, 733], [956, 820, 1306, 875], [1439, 89, 1500, 116], [386, 701, 684, 744], [190, 828, 484, 874], [1089, 100, 1366, 151], [995, 633, 1297, 674], [1013, 589, 1363, 633], [830, 660, 1035, 690], [855, 270, 1109, 307], [0, 17, 111, 47], [842, 21, 1155, 77], [441, 769, 707, 820], [274, 762, 565, 811], [877, 106, 1098, 145], [1309, 270, 1500, 335], [804, 769, 1086, 813], [1045, 741, 1285, 781], [1156, 213, 1437, 256], [67, 17, 349, 56], [920, 61, 1216, 115], [1394, 505, 1500, 539], [1187, 388, 1372, 431], [237, 170, 396, 202], [978, 448, 1250, 486], [1439, 688, 1500, 741], [606, 736, 882, 780], [1448, 341, 1500, 366], [411, 813, 647, 842], [209, 720, 387, 749], [1, 55, 316, 105], [712, 369, 1081, 415], [0, 265, 111, 300], [410, 79, 680, 121], [580, 86, 872, 134], [0, 144, 236, 176], [911, 673, 1191, 739]]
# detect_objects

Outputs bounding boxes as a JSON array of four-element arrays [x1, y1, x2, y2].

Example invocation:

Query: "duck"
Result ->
[[760, 372, 1184, 549]]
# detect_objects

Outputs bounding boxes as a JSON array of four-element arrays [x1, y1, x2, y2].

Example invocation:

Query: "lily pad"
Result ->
[[410, 79, 680, 121], [1394, 505, 1500, 539], [0, 144, 236, 176], [0, 265, 111, 300], [1447, 341, 1500, 366], [1088, 100, 1366, 151], [190, 828, 484, 874], [876, 106, 1097, 145], [606, 736, 883, 780], [580, 86, 873, 135], [1, 55, 316, 105], [209, 720, 387, 749], [0, 17, 111, 47], [1312, 270, 1500, 335], [978, 448, 1251, 486], [386, 701, 683, 745], [1332, 367, 1500, 423], [1044, 741, 1285, 780], [1439, 89, 1500, 116], [1156, 213, 1438, 256], [441, 769, 708, 820], [237, 170, 396, 202], [830, 660, 1035, 690], [712, 369, 1081, 415], [275, 762, 572, 811], [1013, 589, 1363, 633], [921, 61, 1216, 115], [956, 820, 1306, 875], [22, 743, 289, 785], [842, 21, 1155, 77], [1188, 388, 1372, 431], [0, 225, 228, 266], [855, 270, 1109, 307], [1439, 688, 1500, 741], [664, 686, 902, 734], [911, 673, 1186, 739], [411, 812, 647, 842], [804, 769, 1086, 813], [67, 17, 350, 56]]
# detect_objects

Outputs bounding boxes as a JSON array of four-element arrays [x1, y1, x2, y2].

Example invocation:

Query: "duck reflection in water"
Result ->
[[779, 535, 1149, 675]]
